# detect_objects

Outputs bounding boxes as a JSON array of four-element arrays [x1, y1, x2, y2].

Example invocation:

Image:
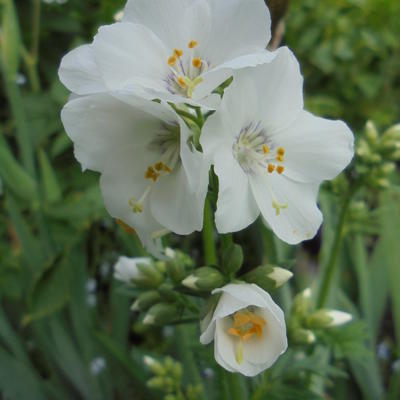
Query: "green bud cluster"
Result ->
[[355, 121, 400, 189], [144, 356, 202, 400], [288, 288, 352, 346]]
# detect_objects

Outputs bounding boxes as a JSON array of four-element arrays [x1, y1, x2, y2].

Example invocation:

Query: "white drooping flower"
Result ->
[[61, 93, 210, 253], [58, 0, 274, 106], [114, 256, 152, 283], [200, 47, 354, 244], [200, 283, 287, 376]]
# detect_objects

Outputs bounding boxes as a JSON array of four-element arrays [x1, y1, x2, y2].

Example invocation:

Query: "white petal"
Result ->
[[123, 0, 212, 52], [278, 111, 354, 183], [93, 22, 169, 93], [58, 44, 106, 95], [242, 306, 287, 367], [60, 93, 162, 172], [150, 164, 205, 235], [326, 310, 353, 326], [214, 149, 259, 233], [234, 47, 304, 130], [205, 0, 271, 65], [250, 174, 323, 244]]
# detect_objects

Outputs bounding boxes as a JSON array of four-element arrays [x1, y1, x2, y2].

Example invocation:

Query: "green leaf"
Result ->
[[38, 148, 62, 204]]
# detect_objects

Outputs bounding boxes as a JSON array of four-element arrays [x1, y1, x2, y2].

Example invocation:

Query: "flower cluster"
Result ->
[[59, 0, 354, 377]]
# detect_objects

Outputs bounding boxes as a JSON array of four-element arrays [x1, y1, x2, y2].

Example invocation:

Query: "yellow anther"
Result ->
[[145, 166, 159, 182], [227, 310, 266, 345], [168, 55, 177, 66], [277, 147, 285, 156], [263, 144, 270, 154], [277, 165, 285, 174], [276, 154, 284, 162], [155, 162, 164, 171], [177, 76, 187, 88], [188, 40, 198, 49], [268, 163, 275, 173], [174, 48, 183, 58], [163, 165, 172, 173], [192, 57, 202, 68]]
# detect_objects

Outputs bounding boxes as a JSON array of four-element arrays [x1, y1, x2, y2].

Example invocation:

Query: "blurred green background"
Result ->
[[0, 0, 399, 399]]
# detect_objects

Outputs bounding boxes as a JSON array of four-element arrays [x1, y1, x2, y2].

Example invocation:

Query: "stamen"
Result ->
[[277, 147, 285, 156], [192, 57, 202, 68], [168, 55, 177, 66], [174, 48, 183, 58], [188, 40, 198, 49], [276, 154, 284, 162], [263, 144, 270, 154], [277, 166, 285, 174], [268, 164, 275, 173], [177, 76, 187, 88]]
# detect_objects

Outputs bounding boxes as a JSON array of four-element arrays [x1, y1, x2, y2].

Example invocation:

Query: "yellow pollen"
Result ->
[[154, 162, 164, 171], [276, 154, 284, 162], [168, 55, 177, 66], [277, 165, 285, 174], [145, 166, 159, 182], [133, 203, 143, 214], [268, 163, 275, 173], [277, 147, 285, 156], [177, 76, 187, 88], [174, 48, 183, 58], [263, 144, 270, 154], [163, 164, 172, 173], [192, 57, 202, 68], [188, 40, 198, 49], [227, 311, 266, 344]]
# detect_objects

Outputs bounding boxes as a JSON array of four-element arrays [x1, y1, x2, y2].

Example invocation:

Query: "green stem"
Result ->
[[202, 196, 217, 265], [316, 183, 359, 308]]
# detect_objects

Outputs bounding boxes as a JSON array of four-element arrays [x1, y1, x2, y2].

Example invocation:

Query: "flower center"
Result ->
[[165, 40, 209, 98], [233, 122, 288, 215], [129, 122, 181, 214], [227, 310, 267, 364]]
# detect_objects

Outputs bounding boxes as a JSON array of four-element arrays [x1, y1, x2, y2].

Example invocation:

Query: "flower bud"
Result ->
[[143, 356, 165, 375], [291, 328, 316, 345], [382, 123, 400, 143], [292, 288, 313, 316], [143, 303, 181, 326], [182, 267, 225, 291], [242, 265, 293, 291], [147, 376, 166, 390], [165, 248, 193, 283], [131, 291, 161, 312], [306, 310, 352, 329], [365, 121, 379, 145], [221, 243, 243, 276], [114, 256, 163, 289], [378, 162, 396, 176], [158, 283, 181, 302]]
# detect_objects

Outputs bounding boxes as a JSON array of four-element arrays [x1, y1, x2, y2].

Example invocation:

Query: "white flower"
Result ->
[[113, 256, 152, 283], [200, 47, 354, 244], [61, 93, 210, 253], [200, 283, 287, 377], [58, 0, 274, 106]]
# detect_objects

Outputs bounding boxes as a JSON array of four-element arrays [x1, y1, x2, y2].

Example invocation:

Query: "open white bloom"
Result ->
[[114, 256, 151, 283], [61, 93, 210, 253], [200, 283, 287, 376], [201, 47, 354, 244], [59, 0, 274, 106]]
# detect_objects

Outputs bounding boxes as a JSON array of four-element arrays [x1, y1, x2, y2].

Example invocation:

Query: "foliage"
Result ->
[[0, 0, 399, 399]]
